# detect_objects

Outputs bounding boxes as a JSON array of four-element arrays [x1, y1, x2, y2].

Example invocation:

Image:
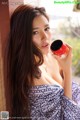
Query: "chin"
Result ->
[[42, 50, 49, 55]]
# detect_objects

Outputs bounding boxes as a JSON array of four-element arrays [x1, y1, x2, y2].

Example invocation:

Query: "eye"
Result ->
[[32, 31, 38, 35], [45, 26, 50, 31]]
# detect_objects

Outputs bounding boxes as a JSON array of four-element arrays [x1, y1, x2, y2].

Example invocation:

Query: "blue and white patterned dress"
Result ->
[[28, 82, 80, 120]]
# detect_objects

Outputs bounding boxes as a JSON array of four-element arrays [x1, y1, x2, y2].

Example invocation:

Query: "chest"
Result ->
[[43, 56, 63, 86]]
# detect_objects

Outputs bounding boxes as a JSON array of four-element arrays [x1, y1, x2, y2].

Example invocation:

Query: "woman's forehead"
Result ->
[[32, 15, 49, 28]]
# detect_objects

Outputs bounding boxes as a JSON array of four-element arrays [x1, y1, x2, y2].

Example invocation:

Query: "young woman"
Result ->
[[6, 4, 80, 120]]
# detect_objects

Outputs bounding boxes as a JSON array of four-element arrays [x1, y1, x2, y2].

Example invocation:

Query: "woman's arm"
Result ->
[[63, 68, 72, 99], [54, 45, 72, 99]]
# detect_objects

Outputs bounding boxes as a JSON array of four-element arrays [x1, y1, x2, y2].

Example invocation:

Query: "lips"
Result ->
[[42, 43, 49, 48]]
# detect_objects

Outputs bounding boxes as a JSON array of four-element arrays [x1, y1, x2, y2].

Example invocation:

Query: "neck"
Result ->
[[43, 53, 49, 65]]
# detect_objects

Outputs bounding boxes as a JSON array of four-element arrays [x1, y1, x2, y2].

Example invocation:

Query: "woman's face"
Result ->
[[32, 15, 52, 55]]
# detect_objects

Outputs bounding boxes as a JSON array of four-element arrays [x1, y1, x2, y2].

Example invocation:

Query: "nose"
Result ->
[[41, 31, 48, 40]]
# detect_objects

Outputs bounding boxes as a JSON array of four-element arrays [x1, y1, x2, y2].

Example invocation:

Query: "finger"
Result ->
[[66, 44, 72, 50]]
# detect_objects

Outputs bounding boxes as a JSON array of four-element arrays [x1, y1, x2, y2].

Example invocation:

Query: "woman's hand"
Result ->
[[54, 44, 72, 73]]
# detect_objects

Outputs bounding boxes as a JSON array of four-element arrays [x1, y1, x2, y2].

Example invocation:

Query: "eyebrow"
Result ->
[[32, 24, 49, 30]]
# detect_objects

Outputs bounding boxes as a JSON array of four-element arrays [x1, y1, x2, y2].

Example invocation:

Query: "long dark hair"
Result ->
[[6, 4, 49, 119]]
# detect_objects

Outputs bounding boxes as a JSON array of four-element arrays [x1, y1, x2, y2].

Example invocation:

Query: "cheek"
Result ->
[[32, 37, 40, 47], [49, 30, 52, 38], [49, 31, 52, 42]]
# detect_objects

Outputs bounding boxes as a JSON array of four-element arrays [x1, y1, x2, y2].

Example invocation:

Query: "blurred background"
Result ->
[[24, 0, 80, 84]]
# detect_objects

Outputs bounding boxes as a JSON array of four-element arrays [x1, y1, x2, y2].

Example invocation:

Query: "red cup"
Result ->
[[50, 39, 69, 57]]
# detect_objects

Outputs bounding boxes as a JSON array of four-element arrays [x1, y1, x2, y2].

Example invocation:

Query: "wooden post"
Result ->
[[0, 0, 23, 116], [0, 0, 10, 111]]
